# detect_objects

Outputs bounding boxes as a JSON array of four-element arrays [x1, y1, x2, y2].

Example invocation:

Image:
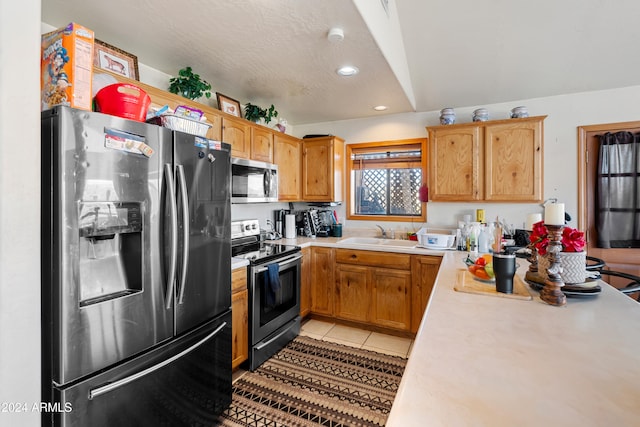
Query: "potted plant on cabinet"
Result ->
[[244, 103, 278, 124], [168, 66, 212, 100]]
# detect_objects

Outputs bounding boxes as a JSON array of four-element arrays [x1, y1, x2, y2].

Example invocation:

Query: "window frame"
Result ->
[[346, 138, 428, 222]]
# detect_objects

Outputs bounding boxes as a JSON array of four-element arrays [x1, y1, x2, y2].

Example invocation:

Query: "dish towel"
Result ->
[[265, 263, 281, 307]]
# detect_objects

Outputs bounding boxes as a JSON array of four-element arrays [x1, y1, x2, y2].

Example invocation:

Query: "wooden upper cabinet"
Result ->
[[302, 136, 345, 202], [428, 125, 482, 201], [250, 126, 274, 163], [274, 132, 302, 201], [222, 115, 251, 158], [427, 115, 545, 202], [484, 119, 543, 201]]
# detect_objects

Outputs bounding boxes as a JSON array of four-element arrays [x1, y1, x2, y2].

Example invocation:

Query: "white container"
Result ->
[[417, 230, 455, 248], [285, 214, 296, 239]]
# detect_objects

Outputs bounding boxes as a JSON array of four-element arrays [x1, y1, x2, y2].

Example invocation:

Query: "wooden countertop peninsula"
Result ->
[[387, 251, 640, 426]]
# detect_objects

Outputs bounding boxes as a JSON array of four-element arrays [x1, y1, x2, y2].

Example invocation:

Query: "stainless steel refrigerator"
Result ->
[[41, 106, 232, 426]]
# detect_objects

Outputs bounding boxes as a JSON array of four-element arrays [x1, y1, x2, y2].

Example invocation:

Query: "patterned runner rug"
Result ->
[[217, 335, 407, 426]]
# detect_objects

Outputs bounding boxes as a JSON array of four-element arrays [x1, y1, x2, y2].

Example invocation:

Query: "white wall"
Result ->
[[1, 1, 42, 426], [294, 86, 640, 234]]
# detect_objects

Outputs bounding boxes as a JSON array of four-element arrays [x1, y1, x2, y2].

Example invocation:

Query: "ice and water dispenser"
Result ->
[[78, 201, 143, 306]]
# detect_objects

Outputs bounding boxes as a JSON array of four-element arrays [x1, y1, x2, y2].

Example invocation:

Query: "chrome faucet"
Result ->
[[376, 224, 387, 239]]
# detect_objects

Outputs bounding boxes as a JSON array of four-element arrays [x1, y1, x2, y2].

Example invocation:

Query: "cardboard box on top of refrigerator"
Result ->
[[41, 23, 94, 111]]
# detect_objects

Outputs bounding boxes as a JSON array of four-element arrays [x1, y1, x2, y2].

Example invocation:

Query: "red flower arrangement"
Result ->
[[529, 221, 586, 256]]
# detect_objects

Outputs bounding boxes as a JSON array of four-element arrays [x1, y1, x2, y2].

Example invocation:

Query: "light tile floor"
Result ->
[[300, 319, 414, 358], [233, 319, 414, 383]]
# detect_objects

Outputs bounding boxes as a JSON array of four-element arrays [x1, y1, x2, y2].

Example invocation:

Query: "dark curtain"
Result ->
[[596, 131, 640, 248]]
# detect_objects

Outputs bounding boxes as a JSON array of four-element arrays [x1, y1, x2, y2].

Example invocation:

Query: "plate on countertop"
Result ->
[[525, 276, 602, 297]]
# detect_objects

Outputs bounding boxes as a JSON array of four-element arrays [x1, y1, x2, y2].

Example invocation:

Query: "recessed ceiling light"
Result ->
[[336, 66, 359, 77], [374, 105, 388, 111]]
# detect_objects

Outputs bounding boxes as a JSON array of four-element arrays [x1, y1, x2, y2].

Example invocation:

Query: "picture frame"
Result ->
[[93, 39, 139, 81], [216, 93, 242, 117]]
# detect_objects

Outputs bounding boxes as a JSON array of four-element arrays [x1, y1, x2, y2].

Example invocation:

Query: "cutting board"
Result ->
[[455, 269, 532, 300]]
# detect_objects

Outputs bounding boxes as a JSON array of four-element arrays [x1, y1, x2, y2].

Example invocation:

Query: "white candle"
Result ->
[[545, 203, 565, 226], [526, 213, 542, 230]]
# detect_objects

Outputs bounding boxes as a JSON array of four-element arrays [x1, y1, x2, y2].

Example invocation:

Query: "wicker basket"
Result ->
[[538, 251, 586, 284], [148, 114, 212, 137]]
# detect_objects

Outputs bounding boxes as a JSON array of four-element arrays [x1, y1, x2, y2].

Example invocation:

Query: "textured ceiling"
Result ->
[[42, 0, 640, 126]]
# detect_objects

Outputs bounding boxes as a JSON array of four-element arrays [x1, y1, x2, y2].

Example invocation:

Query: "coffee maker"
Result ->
[[273, 209, 286, 236]]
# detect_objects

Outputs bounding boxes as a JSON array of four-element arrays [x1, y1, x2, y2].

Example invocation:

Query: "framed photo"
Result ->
[[93, 39, 139, 80], [216, 93, 242, 117]]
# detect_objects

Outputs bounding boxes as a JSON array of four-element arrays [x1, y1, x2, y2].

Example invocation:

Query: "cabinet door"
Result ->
[[310, 247, 334, 315], [428, 125, 482, 201], [251, 126, 274, 163], [231, 288, 248, 370], [222, 116, 251, 158], [410, 256, 442, 333], [274, 133, 302, 201], [484, 119, 543, 201], [334, 263, 370, 323], [302, 137, 344, 202], [300, 247, 311, 318], [371, 267, 412, 331]]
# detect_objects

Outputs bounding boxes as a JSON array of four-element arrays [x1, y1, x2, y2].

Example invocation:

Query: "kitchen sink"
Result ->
[[336, 237, 418, 248]]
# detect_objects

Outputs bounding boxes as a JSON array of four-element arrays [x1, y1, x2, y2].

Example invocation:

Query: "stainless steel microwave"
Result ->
[[231, 157, 278, 203]]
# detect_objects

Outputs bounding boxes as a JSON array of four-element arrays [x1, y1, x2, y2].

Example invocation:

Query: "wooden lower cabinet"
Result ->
[[334, 249, 412, 332], [310, 247, 334, 316], [410, 255, 442, 333], [371, 267, 412, 331], [300, 246, 311, 318], [231, 268, 248, 370], [334, 263, 370, 323], [308, 247, 442, 335]]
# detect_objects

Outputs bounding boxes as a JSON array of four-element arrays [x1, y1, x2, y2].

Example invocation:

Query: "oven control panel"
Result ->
[[231, 219, 260, 239]]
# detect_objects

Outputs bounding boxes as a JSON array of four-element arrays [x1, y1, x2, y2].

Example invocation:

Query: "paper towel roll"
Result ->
[[285, 214, 296, 239]]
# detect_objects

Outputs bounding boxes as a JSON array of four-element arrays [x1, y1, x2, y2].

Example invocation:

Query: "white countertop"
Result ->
[[387, 251, 640, 427]]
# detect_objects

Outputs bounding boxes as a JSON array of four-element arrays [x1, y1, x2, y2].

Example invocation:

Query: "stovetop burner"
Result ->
[[232, 242, 301, 264], [231, 219, 300, 265]]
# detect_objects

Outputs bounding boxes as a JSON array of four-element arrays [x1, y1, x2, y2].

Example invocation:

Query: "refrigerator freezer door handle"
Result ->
[[164, 163, 178, 309], [176, 165, 189, 304], [88, 321, 228, 400]]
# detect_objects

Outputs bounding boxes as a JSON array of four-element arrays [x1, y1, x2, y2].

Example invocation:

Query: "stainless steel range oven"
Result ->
[[231, 219, 301, 371]]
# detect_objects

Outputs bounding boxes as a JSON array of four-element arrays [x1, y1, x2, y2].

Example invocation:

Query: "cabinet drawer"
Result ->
[[334, 249, 411, 270], [231, 268, 247, 294]]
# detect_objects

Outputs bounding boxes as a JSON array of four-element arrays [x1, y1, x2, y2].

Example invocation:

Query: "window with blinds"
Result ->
[[346, 139, 427, 221]]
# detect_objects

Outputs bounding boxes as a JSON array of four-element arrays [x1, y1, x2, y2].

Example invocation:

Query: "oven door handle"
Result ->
[[254, 253, 302, 274], [254, 320, 297, 351]]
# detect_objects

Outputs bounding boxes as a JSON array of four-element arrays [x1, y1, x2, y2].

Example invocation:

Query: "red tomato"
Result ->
[[475, 257, 487, 266]]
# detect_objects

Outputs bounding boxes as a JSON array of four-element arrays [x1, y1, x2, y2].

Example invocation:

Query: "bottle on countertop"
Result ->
[[478, 224, 491, 253], [468, 222, 480, 257]]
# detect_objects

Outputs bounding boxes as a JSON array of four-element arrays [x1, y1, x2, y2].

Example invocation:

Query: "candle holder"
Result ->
[[526, 231, 538, 273], [540, 224, 566, 306]]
